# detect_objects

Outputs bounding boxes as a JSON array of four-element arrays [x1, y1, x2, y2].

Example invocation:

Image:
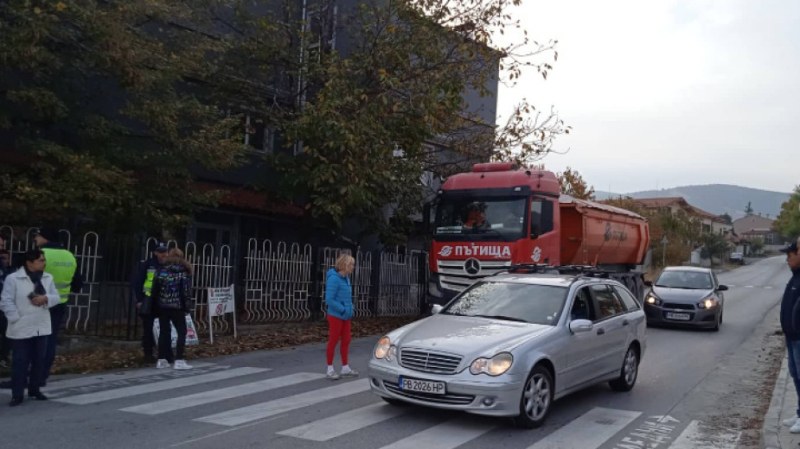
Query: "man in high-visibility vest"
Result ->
[[131, 242, 168, 364], [33, 227, 83, 386]]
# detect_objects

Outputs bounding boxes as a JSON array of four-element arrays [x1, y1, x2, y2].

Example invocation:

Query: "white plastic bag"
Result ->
[[153, 314, 200, 347]]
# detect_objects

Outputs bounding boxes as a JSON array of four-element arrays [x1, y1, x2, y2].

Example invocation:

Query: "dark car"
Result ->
[[643, 266, 728, 331]]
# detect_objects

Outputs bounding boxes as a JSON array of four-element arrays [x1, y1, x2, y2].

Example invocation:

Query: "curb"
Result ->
[[762, 356, 788, 449]]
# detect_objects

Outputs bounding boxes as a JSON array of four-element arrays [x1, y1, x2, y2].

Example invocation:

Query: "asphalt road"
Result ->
[[0, 257, 790, 449]]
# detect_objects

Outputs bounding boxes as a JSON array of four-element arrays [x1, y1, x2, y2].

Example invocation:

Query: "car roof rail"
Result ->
[[504, 264, 560, 275]]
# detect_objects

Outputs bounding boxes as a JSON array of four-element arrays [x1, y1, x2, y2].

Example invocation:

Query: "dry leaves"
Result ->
[[49, 316, 421, 375]]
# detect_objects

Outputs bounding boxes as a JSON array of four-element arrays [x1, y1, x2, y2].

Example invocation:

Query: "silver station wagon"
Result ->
[[367, 270, 647, 428]]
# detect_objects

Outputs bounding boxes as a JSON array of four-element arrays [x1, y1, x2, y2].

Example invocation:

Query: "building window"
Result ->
[[244, 114, 274, 153]]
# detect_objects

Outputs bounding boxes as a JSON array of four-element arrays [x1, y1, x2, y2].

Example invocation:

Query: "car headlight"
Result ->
[[374, 336, 391, 359], [469, 352, 513, 376], [645, 294, 662, 306], [698, 297, 719, 309]]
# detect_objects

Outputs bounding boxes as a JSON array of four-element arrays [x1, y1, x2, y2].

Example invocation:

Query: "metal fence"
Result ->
[[0, 226, 427, 341]]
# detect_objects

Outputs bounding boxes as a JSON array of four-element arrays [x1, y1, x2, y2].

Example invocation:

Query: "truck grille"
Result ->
[[400, 349, 462, 374], [436, 259, 511, 292]]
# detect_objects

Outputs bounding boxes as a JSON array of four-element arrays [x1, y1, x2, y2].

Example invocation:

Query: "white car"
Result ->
[[367, 271, 647, 428]]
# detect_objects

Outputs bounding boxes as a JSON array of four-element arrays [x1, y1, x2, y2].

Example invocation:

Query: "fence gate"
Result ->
[[244, 239, 313, 323], [377, 250, 425, 316], [184, 242, 233, 334]]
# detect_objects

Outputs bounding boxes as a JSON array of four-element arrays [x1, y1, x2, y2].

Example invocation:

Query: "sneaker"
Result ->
[[326, 371, 340, 380], [156, 359, 170, 369], [791, 420, 800, 434], [783, 416, 799, 427], [173, 360, 192, 370], [340, 367, 359, 378]]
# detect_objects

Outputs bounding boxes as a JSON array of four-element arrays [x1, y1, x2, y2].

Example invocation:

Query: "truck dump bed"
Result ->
[[559, 196, 650, 267]]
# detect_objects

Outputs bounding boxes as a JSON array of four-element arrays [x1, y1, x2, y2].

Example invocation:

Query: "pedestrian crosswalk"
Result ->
[[31, 363, 742, 449]]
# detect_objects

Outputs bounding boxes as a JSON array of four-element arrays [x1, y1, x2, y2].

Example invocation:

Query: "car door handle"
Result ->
[[622, 320, 629, 326], [596, 328, 605, 335]]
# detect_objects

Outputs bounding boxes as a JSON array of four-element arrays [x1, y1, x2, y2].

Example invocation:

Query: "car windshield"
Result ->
[[655, 271, 713, 289], [442, 281, 567, 325], [435, 196, 527, 241]]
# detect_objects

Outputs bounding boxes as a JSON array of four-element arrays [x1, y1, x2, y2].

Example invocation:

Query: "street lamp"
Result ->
[[661, 235, 669, 267]]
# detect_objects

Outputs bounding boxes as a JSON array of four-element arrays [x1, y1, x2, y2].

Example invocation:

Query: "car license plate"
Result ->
[[399, 376, 446, 395], [665, 312, 691, 321]]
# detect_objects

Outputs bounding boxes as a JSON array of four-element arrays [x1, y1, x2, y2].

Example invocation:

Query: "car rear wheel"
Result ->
[[513, 365, 553, 428], [609, 345, 639, 392]]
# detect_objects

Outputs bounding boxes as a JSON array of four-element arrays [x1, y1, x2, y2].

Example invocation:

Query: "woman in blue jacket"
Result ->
[[325, 254, 356, 379]]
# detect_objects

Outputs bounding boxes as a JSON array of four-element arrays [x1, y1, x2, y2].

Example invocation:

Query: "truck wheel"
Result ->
[[609, 345, 639, 392], [513, 365, 553, 428]]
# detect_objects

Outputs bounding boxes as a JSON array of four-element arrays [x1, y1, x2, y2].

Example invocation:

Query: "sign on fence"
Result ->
[[208, 284, 237, 343]]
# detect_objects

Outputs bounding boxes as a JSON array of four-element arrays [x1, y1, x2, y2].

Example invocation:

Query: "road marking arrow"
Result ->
[[649, 415, 680, 424]]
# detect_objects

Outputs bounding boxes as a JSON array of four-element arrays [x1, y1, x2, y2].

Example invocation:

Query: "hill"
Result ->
[[594, 184, 791, 220]]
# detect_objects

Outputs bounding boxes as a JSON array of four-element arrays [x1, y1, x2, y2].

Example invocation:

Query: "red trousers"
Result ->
[[326, 316, 352, 365]]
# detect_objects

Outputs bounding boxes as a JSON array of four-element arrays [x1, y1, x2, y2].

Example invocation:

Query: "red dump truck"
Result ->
[[427, 162, 650, 305]]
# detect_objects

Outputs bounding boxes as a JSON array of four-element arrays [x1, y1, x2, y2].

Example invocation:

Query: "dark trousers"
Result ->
[[43, 302, 66, 381], [141, 314, 156, 357], [157, 309, 187, 362], [0, 312, 10, 363], [11, 336, 47, 400]]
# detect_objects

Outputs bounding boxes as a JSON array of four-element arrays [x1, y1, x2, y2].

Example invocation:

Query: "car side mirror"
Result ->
[[644, 280, 653, 287], [717, 285, 728, 291], [431, 304, 444, 314], [569, 319, 593, 333]]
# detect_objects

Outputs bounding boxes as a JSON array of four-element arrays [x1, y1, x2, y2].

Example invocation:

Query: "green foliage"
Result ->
[[213, 0, 568, 242], [719, 213, 732, 225], [699, 232, 729, 266], [775, 186, 800, 240], [0, 0, 245, 231], [749, 236, 764, 255]]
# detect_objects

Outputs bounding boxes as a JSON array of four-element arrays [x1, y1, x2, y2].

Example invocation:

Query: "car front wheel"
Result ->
[[513, 365, 553, 428], [609, 345, 639, 392]]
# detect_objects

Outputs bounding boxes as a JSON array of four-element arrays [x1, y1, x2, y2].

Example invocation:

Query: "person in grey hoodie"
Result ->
[[324, 254, 357, 380], [0, 249, 61, 406]]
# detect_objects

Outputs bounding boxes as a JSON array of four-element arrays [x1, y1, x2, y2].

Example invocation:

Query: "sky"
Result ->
[[496, 0, 800, 195]]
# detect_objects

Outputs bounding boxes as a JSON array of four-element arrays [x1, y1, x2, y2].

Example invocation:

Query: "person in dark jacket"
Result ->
[[152, 248, 193, 370], [779, 237, 800, 433], [324, 254, 357, 380], [131, 242, 169, 363]]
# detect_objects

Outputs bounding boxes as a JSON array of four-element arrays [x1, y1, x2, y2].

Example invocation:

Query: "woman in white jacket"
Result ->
[[0, 249, 61, 406]]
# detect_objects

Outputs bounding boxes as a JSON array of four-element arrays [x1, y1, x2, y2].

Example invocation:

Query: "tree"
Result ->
[[719, 213, 732, 225], [745, 201, 754, 215], [775, 186, 800, 240], [699, 232, 729, 267], [207, 0, 570, 242], [0, 1, 245, 231], [749, 236, 765, 255], [557, 167, 595, 200]]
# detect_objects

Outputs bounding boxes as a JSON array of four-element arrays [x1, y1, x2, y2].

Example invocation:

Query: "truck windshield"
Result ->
[[435, 196, 527, 240]]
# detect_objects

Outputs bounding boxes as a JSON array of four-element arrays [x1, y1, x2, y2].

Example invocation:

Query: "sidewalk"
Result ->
[[763, 356, 799, 448]]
